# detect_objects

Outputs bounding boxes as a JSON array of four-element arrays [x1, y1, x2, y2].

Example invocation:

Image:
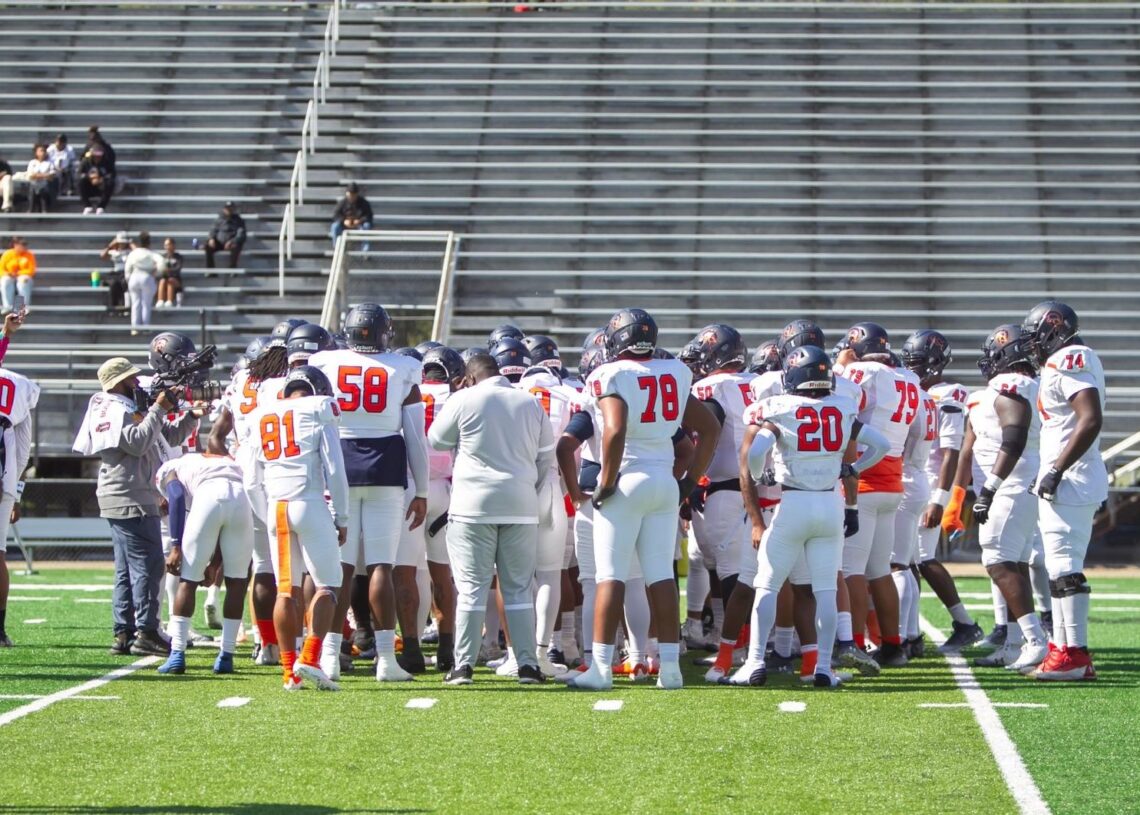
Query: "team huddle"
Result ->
[[147, 297, 1105, 691]]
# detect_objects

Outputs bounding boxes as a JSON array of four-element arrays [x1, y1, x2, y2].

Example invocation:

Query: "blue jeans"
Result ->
[[108, 515, 164, 636], [329, 219, 372, 252]]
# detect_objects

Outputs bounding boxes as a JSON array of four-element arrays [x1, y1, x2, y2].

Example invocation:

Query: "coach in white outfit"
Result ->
[[428, 354, 555, 684]]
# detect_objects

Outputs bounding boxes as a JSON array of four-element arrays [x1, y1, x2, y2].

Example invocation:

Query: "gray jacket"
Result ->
[[97, 403, 197, 518]]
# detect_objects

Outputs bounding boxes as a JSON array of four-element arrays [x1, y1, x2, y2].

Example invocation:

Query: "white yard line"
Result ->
[[9, 584, 112, 592], [0, 694, 120, 701], [919, 702, 1049, 710], [8, 596, 60, 602], [0, 657, 158, 728], [920, 614, 1051, 815], [963, 603, 1139, 613], [959, 591, 1140, 601], [22, 618, 46, 624]]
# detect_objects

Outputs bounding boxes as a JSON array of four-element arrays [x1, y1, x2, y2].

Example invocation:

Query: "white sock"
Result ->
[[948, 602, 973, 626], [534, 569, 561, 651], [580, 578, 596, 663], [505, 646, 516, 665], [773, 626, 794, 658], [1050, 595, 1067, 647], [1016, 613, 1047, 647], [167, 615, 189, 653], [647, 636, 659, 660], [814, 589, 838, 674], [837, 611, 853, 642], [206, 584, 220, 606], [593, 642, 614, 678], [1029, 559, 1051, 613], [376, 629, 396, 658], [1006, 621, 1024, 647], [686, 559, 709, 616], [658, 641, 679, 666], [712, 596, 725, 636], [891, 571, 912, 637], [623, 577, 650, 662], [321, 631, 343, 666], [561, 611, 576, 650], [905, 570, 921, 639], [751, 592, 778, 666], [221, 617, 240, 655], [1061, 591, 1090, 648], [992, 582, 1008, 626]]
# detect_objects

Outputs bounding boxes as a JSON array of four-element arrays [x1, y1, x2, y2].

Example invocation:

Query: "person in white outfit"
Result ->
[[124, 232, 164, 335]]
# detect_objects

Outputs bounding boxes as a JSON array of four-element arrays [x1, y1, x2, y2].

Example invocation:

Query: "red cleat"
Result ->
[[1036, 645, 1096, 681]]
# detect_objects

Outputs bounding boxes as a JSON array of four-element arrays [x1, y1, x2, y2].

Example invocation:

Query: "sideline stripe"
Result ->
[[0, 694, 120, 701], [962, 603, 1140, 613], [920, 614, 1051, 815], [959, 591, 1140, 601], [9, 584, 113, 592], [0, 657, 158, 728], [9, 596, 60, 602], [919, 702, 1049, 710]]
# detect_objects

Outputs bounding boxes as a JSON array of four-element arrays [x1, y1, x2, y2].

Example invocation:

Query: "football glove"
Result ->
[[1036, 468, 1062, 502], [843, 508, 859, 538], [942, 485, 967, 538], [973, 486, 996, 525]]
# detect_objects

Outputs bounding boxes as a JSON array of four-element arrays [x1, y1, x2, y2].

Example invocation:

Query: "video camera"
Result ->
[[137, 344, 224, 410]]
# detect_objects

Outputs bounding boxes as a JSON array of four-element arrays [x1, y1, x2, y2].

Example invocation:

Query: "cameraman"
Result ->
[[72, 358, 199, 657]]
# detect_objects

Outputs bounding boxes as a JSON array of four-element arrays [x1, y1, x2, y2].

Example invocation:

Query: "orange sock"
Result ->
[[256, 619, 278, 646], [342, 619, 354, 639], [867, 610, 882, 646], [883, 634, 902, 646], [281, 650, 298, 683], [734, 624, 750, 650], [853, 632, 866, 650], [799, 645, 818, 678], [301, 635, 322, 667], [714, 640, 735, 671]]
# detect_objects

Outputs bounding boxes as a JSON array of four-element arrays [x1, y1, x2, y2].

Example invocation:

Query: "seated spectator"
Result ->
[[0, 237, 35, 313], [204, 201, 246, 269], [85, 125, 117, 177], [47, 134, 77, 196], [22, 144, 57, 213], [124, 231, 164, 336], [156, 237, 183, 308], [100, 231, 131, 313], [330, 182, 374, 250], [0, 157, 13, 212], [79, 164, 113, 215]]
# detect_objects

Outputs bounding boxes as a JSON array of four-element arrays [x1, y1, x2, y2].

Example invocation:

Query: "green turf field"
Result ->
[[0, 569, 1137, 815]]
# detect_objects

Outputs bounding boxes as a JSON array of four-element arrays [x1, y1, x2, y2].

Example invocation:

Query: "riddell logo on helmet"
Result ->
[[699, 329, 718, 344], [993, 329, 1010, 345], [1044, 311, 1064, 327]]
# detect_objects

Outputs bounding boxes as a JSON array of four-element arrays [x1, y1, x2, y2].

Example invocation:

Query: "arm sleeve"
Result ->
[[747, 428, 778, 480], [118, 404, 165, 456], [0, 335, 11, 365], [165, 479, 187, 545], [321, 423, 350, 527], [854, 424, 891, 474], [938, 404, 965, 451], [401, 402, 430, 498], [427, 396, 460, 451], [564, 409, 594, 443]]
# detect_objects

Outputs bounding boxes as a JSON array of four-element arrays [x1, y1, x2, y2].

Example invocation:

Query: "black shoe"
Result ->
[[547, 647, 566, 667], [353, 629, 375, 653], [436, 648, 455, 674], [339, 652, 355, 674], [979, 624, 1008, 651], [765, 650, 795, 674], [445, 664, 473, 685], [110, 633, 134, 655], [906, 636, 925, 659], [873, 642, 908, 668], [939, 621, 985, 654], [518, 664, 546, 685], [397, 647, 427, 674], [130, 630, 171, 657], [718, 665, 767, 687]]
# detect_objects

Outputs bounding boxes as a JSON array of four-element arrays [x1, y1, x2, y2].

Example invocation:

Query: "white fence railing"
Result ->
[[279, 0, 342, 294], [319, 230, 461, 343]]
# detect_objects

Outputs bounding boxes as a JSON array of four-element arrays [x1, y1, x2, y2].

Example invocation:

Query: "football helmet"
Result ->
[[460, 346, 489, 365], [149, 332, 196, 373], [524, 335, 561, 369], [490, 338, 531, 379], [679, 339, 706, 377], [578, 345, 607, 380], [394, 347, 423, 361], [581, 327, 606, 350], [693, 324, 746, 373], [244, 335, 273, 362], [282, 365, 333, 398], [901, 330, 952, 379], [782, 346, 835, 395], [604, 308, 657, 357], [286, 323, 336, 364], [343, 303, 394, 353], [978, 324, 1036, 380], [777, 319, 826, 361], [269, 318, 308, 348], [749, 340, 781, 374], [422, 346, 465, 382], [846, 322, 890, 358], [415, 340, 444, 356], [487, 324, 525, 349], [1021, 301, 1079, 364]]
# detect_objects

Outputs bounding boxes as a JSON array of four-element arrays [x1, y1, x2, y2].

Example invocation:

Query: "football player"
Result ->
[[899, 330, 984, 653], [309, 303, 428, 681], [725, 346, 889, 688], [568, 308, 720, 691], [956, 325, 1050, 673], [837, 323, 927, 667], [155, 451, 254, 675], [487, 324, 525, 348], [252, 365, 349, 691], [1020, 301, 1105, 680], [489, 338, 531, 384], [0, 365, 39, 647]]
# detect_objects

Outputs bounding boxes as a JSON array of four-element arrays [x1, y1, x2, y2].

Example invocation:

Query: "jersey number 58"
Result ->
[[337, 366, 389, 413]]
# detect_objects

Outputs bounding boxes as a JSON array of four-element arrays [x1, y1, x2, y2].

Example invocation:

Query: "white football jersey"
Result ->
[[1037, 344, 1108, 505], [585, 356, 692, 470], [967, 372, 1041, 494], [309, 348, 421, 439], [519, 369, 580, 482], [752, 392, 858, 492], [252, 395, 349, 522], [843, 360, 921, 456], [157, 452, 243, 500], [0, 368, 40, 427], [749, 370, 783, 403], [421, 380, 454, 480], [693, 370, 756, 482], [923, 381, 969, 482], [902, 386, 940, 471]]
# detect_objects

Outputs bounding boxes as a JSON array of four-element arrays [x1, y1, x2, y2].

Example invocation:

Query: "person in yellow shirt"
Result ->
[[0, 236, 35, 313]]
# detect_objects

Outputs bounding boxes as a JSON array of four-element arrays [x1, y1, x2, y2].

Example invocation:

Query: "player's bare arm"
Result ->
[[680, 394, 720, 491], [738, 422, 767, 547], [593, 394, 627, 507]]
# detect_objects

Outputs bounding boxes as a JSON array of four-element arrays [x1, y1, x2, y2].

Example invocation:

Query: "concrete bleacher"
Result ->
[[280, 1, 1140, 447]]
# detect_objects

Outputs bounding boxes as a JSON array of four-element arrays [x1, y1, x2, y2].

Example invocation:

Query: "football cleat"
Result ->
[[398, 647, 428, 675], [421, 619, 440, 645], [872, 642, 909, 668], [1035, 645, 1096, 681], [187, 628, 215, 646], [836, 643, 881, 677], [718, 662, 767, 687], [1006, 641, 1050, 675], [766, 651, 795, 674], [156, 651, 186, 675], [939, 621, 985, 654], [376, 656, 414, 682], [212, 652, 235, 675], [294, 662, 340, 691], [203, 603, 221, 631], [978, 624, 1008, 651], [554, 663, 590, 684], [906, 636, 925, 659], [546, 646, 567, 667], [539, 653, 568, 677], [629, 662, 652, 683], [445, 665, 474, 685], [0, 633, 14, 648], [478, 643, 505, 664], [974, 641, 1021, 668], [517, 664, 546, 685], [681, 619, 715, 651], [1040, 610, 1054, 639], [255, 643, 280, 666], [656, 663, 684, 690], [704, 664, 729, 684], [565, 666, 613, 691], [494, 657, 519, 678], [802, 670, 852, 685], [282, 675, 304, 692], [814, 671, 846, 689]]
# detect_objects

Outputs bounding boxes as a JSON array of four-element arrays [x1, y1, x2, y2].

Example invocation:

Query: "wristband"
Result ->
[[845, 503, 858, 510], [983, 473, 1005, 493], [15, 480, 25, 499], [930, 488, 950, 507]]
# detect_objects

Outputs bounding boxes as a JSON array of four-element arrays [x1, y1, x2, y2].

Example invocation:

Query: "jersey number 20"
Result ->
[[796, 405, 843, 452]]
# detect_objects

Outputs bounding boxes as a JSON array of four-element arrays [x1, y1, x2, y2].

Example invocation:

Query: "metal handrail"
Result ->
[[279, 0, 340, 284]]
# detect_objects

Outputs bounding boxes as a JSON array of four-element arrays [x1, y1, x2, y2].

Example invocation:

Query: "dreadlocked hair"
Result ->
[[247, 345, 287, 384]]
